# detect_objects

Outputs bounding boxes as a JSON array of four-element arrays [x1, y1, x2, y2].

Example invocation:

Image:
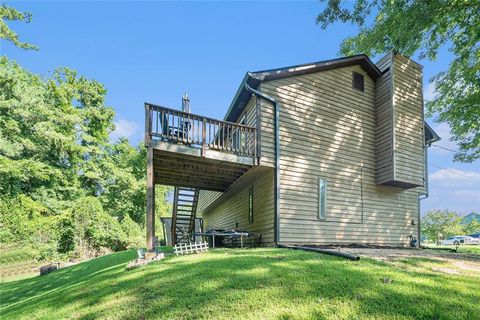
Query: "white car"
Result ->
[[441, 236, 480, 246]]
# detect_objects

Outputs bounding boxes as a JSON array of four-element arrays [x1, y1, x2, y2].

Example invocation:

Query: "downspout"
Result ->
[[418, 142, 430, 247], [244, 82, 280, 245]]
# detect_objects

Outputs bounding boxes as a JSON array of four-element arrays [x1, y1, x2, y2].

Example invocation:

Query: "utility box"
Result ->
[[375, 52, 425, 189]]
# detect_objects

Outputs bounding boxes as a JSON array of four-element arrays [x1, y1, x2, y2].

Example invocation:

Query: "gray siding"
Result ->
[[375, 53, 425, 188], [199, 166, 275, 245], [197, 95, 275, 216], [375, 53, 394, 184]]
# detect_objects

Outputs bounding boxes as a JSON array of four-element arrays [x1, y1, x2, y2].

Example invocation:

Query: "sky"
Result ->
[[2, 1, 478, 215]]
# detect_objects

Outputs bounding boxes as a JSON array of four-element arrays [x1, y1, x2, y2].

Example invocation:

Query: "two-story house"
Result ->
[[144, 52, 440, 250]]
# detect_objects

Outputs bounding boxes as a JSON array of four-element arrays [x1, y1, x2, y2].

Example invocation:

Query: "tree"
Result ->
[[0, 3, 38, 50], [1, 55, 174, 260], [421, 210, 462, 243], [463, 220, 480, 235], [317, 0, 480, 162]]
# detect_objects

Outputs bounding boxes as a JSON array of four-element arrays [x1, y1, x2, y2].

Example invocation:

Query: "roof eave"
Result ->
[[223, 54, 381, 122]]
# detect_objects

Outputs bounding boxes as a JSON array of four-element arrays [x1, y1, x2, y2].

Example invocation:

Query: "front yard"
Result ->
[[1, 248, 479, 319]]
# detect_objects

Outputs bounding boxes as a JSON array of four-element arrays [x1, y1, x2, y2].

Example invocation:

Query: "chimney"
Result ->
[[182, 93, 191, 113]]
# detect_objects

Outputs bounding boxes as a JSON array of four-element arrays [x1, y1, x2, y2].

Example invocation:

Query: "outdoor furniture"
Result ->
[[168, 121, 192, 140], [137, 249, 145, 259], [196, 229, 255, 248]]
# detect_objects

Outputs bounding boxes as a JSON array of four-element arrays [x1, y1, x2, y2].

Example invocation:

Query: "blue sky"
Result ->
[[2, 1, 478, 215]]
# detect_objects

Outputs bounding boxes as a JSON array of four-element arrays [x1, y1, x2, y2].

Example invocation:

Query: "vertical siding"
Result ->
[[200, 167, 275, 245], [261, 65, 420, 247]]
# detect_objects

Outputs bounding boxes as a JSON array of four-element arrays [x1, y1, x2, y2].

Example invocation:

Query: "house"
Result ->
[[144, 52, 440, 250]]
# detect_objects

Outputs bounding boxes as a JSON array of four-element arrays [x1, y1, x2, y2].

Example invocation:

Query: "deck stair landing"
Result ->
[[171, 187, 199, 245]]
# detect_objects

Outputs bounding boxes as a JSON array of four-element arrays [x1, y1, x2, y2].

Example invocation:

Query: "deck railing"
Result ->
[[145, 103, 257, 158]]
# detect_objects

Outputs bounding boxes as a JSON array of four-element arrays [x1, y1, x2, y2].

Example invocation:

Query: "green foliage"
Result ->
[[0, 56, 172, 264], [0, 3, 38, 50], [121, 215, 144, 249], [463, 220, 480, 235], [421, 209, 463, 243], [317, 0, 480, 162], [100, 139, 147, 224]]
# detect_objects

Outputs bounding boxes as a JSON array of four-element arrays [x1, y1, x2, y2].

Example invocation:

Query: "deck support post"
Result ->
[[146, 145, 155, 251], [201, 117, 206, 156]]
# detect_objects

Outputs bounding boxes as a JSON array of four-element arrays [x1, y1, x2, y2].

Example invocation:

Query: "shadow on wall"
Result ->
[[264, 65, 415, 245]]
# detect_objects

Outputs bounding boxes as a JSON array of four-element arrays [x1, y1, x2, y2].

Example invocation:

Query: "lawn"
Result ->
[[424, 245, 480, 256], [1, 248, 479, 320]]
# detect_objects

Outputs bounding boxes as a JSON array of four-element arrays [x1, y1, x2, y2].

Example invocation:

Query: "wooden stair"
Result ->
[[171, 187, 199, 245]]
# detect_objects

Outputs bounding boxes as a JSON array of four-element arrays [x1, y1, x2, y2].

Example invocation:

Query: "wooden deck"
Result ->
[[144, 103, 258, 249], [145, 103, 257, 191], [152, 142, 253, 191]]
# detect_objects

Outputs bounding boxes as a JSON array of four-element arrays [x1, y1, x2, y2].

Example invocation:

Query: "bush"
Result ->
[[121, 215, 144, 249], [73, 196, 127, 251]]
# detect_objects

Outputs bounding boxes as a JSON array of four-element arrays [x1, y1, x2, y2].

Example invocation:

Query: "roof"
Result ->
[[425, 121, 441, 145], [223, 53, 439, 145], [224, 54, 381, 122]]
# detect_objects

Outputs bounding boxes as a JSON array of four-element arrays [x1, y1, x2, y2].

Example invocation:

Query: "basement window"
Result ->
[[318, 178, 327, 220], [352, 72, 364, 92], [248, 186, 254, 223]]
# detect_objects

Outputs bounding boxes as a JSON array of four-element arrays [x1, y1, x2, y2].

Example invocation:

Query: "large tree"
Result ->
[[317, 0, 480, 162], [0, 3, 37, 50]]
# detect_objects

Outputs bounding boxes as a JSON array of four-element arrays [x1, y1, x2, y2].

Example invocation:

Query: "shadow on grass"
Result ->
[[1, 248, 479, 319]]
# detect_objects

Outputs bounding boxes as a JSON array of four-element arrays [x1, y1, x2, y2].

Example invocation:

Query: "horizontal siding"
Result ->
[[375, 53, 394, 184], [197, 190, 222, 214], [392, 54, 425, 186], [262, 64, 420, 247], [201, 167, 275, 245]]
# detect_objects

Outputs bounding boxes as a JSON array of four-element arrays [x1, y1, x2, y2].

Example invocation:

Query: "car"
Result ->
[[440, 236, 480, 246]]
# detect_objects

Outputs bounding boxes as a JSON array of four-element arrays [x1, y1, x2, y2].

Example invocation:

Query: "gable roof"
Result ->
[[224, 54, 381, 122], [223, 53, 439, 146]]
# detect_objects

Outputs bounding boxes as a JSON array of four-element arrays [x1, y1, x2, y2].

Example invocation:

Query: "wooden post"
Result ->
[[144, 103, 152, 145], [202, 118, 206, 156], [146, 146, 155, 251]]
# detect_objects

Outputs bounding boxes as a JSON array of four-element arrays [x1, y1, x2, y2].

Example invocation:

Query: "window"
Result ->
[[318, 178, 327, 219], [248, 186, 254, 223], [352, 72, 364, 92]]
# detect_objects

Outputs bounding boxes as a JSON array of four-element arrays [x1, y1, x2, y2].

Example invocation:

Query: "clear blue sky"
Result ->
[[2, 1, 478, 215]]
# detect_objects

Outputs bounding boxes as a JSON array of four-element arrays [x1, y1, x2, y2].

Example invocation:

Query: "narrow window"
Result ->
[[248, 186, 254, 223], [352, 72, 364, 92], [319, 178, 327, 219]]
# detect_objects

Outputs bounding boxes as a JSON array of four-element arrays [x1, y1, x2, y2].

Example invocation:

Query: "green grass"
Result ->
[[0, 272, 38, 284], [1, 248, 479, 319], [424, 245, 480, 256]]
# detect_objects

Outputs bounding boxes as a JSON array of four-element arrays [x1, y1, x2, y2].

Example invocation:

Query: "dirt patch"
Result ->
[[327, 247, 480, 275], [334, 247, 480, 263], [452, 261, 480, 272], [431, 267, 461, 275]]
